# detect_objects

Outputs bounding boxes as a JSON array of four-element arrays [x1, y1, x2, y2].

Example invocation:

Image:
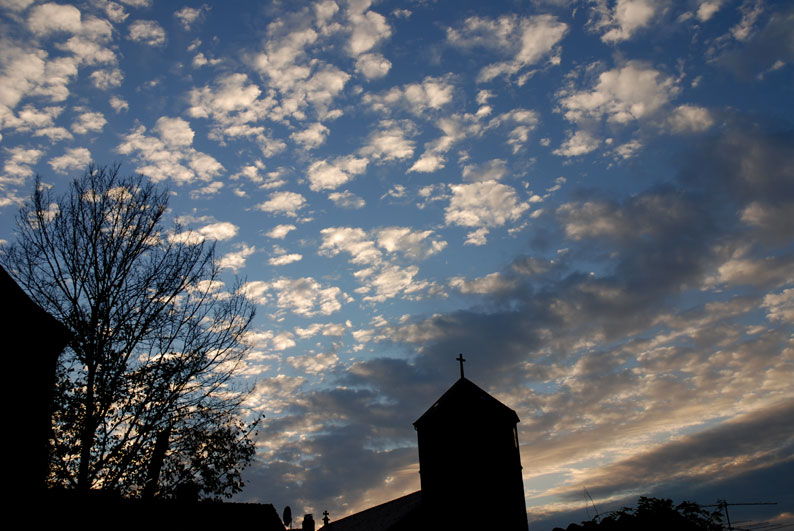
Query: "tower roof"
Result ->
[[413, 377, 519, 429]]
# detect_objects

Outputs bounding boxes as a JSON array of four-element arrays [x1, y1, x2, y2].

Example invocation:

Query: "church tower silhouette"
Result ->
[[412, 356, 528, 530], [321, 356, 528, 530]]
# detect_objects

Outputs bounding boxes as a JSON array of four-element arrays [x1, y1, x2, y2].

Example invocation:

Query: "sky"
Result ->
[[1, 0, 793, 528]]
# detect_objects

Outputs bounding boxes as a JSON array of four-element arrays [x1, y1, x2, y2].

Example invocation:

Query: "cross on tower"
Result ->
[[323, 510, 330, 526], [457, 353, 466, 378]]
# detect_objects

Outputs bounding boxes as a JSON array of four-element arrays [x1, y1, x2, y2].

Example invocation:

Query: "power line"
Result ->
[[702, 500, 778, 531]]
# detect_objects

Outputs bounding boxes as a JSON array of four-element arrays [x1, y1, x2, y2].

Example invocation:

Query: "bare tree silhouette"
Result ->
[[1, 165, 258, 499]]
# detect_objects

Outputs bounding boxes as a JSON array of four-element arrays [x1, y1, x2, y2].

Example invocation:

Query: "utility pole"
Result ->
[[703, 500, 777, 531]]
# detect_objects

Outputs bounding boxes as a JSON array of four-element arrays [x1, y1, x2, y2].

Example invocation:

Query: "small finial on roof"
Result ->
[[457, 353, 466, 379]]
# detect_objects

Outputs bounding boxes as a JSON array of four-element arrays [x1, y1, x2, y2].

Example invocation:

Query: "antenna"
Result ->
[[584, 487, 600, 523]]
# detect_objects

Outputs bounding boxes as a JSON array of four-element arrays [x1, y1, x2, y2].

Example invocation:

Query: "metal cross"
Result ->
[[323, 510, 330, 525], [457, 353, 466, 378]]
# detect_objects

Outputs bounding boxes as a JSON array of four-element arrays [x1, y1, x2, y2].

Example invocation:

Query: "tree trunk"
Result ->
[[143, 426, 172, 500]]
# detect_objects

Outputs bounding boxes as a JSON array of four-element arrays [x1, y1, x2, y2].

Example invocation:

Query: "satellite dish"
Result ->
[[283, 506, 292, 528]]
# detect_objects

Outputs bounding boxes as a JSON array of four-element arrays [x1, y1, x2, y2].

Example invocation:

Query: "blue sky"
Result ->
[[1, 0, 793, 527]]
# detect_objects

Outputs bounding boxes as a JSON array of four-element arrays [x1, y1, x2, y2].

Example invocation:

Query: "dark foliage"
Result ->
[[555, 496, 723, 531]]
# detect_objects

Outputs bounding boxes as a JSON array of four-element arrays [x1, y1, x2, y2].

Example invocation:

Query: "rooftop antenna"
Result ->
[[584, 487, 600, 523]]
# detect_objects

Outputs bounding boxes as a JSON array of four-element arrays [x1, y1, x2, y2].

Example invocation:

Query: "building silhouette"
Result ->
[[2, 265, 71, 492], [322, 364, 528, 530]]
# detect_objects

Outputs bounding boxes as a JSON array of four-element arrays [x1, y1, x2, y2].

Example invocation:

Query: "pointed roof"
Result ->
[[413, 377, 519, 429]]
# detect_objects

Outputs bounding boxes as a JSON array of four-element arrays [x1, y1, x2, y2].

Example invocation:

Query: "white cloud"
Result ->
[[362, 264, 430, 302], [320, 227, 382, 265], [48, 147, 91, 173], [1, 11, 115, 117], [462, 159, 508, 182], [117, 118, 224, 185], [731, 0, 764, 42], [598, 0, 658, 43], [188, 73, 271, 129], [1, 147, 43, 193], [28, 3, 82, 35], [269, 253, 303, 266], [320, 225, 445, 267], [90, 68, 123, 89], [109, 96, 129, 113], [360, 121, 415, 162], [267, 224, 297, 239], [197, 221, 238, 241], [240, 280, 269, 305], [251, 14, 350, 122], [4, 104, 62, 133], [128, 20, 166, 46], [119, 0, 152, 7], [364, 76, 454, 116], [697, 0, 726, 22], [408, 152, 445, 173], [307, 155, 368, 191], [347, 7, 391, 56], [667, 104, 715, 133], [318, 225, 445, 301], [763, 289, 794, 324], [559, 62, 678, 125], [189, 181, 224, 198], [555, 62, 679, 156], [1, 0, 34, 11], [445, 180, 530, 234], [286, 352, 338, 374], [450, 272, 517, 294], [557, 200, 626, 240], [614, 139, 643, 159], [104, 2, 128, 23], [271, 331, 296, 351], [375, 227, 447, 260], [291, 122, 329, 149], [175, 5, 209, 30], [270, 277, 348, 316], [355, 53, 391, 79], [33, 126, 71, 142], [219, 244, 255, 273], [0, 46, 46, 115], [464, 227, 490, 246], [294, 322, 347, 339], [71, 110, 106, 135], [256, 191, 307, 217], [187, 73, 287, 155], [328, 190, 365, 209], [409, 108, 496, 173], [154, 116, 194, 147], [554, 130, 601, 157], [447, 14, 568, 83], [706, 256, 794, 289]]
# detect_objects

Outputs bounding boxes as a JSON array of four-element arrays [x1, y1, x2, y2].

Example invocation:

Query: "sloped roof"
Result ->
[[320, 491, 423, 531], [1, 265, 71, 344], [413, 377, 519, 429]]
